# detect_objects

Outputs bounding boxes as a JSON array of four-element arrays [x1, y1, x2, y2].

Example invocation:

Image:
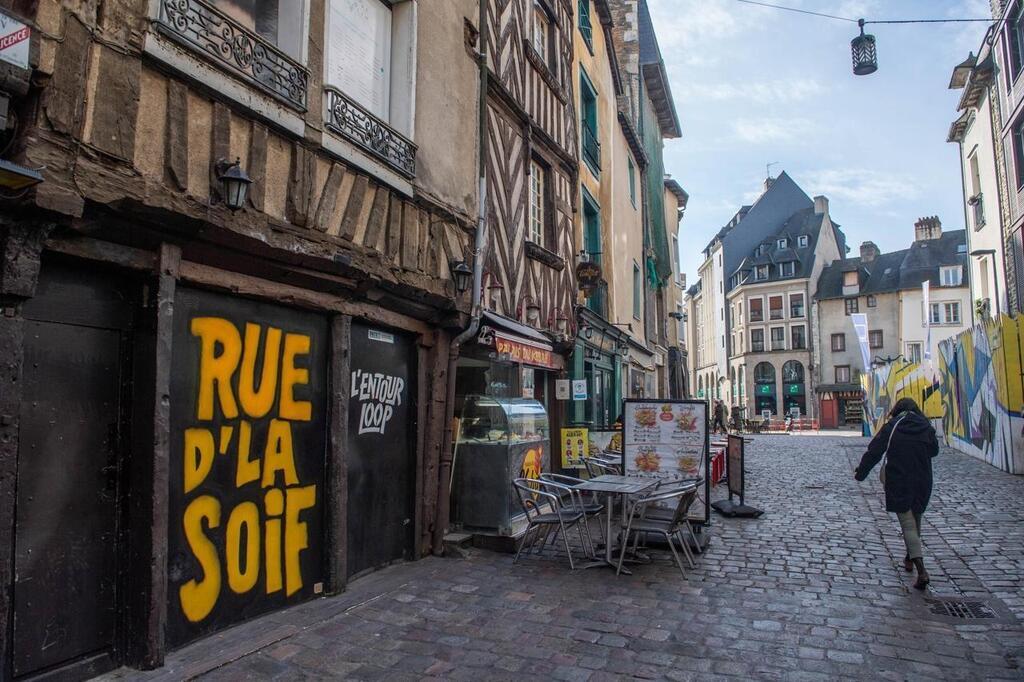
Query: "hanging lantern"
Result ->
[[851, 19, 877, 76]]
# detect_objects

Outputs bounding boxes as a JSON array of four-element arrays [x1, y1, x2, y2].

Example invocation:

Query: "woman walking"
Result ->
[[854, 398, 939, 590]]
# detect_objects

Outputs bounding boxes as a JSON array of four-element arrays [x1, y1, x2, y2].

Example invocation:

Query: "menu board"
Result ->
[[623, 400, 709, 522], [727, 434, 744, 500]]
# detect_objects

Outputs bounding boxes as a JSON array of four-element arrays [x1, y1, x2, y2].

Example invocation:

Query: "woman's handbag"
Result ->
[[879, 413, 908, 485]]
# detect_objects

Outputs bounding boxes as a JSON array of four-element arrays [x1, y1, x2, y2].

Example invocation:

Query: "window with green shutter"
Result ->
[[578, 0, 593, 52]]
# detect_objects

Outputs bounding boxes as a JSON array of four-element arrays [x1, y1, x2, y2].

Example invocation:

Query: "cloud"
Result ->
[[733, 117, 817, 143], [803, 168, 922, 207], [677, 78, 826, 104]]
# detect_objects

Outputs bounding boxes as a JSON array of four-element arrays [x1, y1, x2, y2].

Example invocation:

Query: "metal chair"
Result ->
[[539, 473, 604, 557], [616, 485, 699, 577], [590, 458, 622, 476], [512, 478, 588, 570]]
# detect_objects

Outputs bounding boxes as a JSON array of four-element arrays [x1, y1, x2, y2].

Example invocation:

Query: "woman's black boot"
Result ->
[[912, 558, 930, 590], [903, 554, 914, 572]]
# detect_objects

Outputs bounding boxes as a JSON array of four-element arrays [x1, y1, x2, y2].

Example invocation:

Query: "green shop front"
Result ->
[[570, 307, 626, 430]]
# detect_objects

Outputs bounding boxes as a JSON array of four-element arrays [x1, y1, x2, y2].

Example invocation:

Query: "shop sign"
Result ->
[[495, 333, 557, 369], [555, 379, 571, 400], [168, 289, 327, 647], [572, 379, 588, 400], [576, 260, 603, 290], [0, 12, 30, 70], [560, 427, 588, 468], [756, 384, 772, 395]]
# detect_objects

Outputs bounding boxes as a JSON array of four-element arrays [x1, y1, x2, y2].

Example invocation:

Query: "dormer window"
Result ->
[[755, 265, 769, 281], [778, 261, 795, 277], [798, 235, 809, 248], [777, 238, 788, 249], [843, 271, 858, 286], [940, 266, 963, 287]]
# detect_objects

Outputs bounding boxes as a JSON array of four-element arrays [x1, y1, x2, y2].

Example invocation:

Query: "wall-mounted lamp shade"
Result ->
[[449, 260, 473, 293], [216, 157, 252, 211]]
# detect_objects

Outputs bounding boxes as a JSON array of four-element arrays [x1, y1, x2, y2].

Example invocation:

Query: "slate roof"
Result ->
[[815, 229, 969, 301], [729, 207, 830, 283], [637, 0, 682, 138]]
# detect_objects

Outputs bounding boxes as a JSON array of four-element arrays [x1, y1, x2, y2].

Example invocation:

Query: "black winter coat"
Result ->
[[855, 411, 939, 514]]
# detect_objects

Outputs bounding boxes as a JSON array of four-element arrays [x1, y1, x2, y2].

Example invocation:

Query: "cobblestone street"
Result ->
[[106, 435, 1024, 681]]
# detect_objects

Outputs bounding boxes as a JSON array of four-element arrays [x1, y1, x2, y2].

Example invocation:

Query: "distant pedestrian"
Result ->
[[712, 400, 728, 434], [854, 398, 939, 590]]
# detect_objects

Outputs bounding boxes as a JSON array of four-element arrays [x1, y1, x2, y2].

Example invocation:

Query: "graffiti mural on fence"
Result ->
[[168, 289, 328, 646], [937, 315, 1024, 474], [861, 361, 943, 437]]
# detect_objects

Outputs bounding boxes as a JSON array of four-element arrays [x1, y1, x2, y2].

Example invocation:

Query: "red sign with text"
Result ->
[[495, 334, 558, 369]]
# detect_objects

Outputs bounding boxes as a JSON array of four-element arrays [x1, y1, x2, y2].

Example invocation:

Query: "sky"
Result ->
[[649, 0, 993, 287]]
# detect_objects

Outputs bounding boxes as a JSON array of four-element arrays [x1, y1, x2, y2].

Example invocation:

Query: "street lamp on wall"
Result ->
[[449, 259, 473, 294], [215, 157, 252, 211]]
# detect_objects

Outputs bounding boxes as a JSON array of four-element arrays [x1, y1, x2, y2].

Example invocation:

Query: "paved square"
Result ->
[[103, 435, 1024, 680]]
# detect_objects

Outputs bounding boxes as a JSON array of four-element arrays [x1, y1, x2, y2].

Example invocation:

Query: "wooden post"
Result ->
[[129, 243, 179, 668], [327, 315, 351, 592]]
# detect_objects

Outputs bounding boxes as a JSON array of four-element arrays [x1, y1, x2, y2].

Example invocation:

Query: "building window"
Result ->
[[739, 302, 744, 322], [755, 265, 769, 281], [791, 325, 806, 350], [770, 327, 785, 351], [578, 0, 593, 51], [940, 266, 963, 287], [835, 365, 851, 383], [749, 298, 764, 322], [751, 329, 765, 352], [633, 262, 642, 319], [778, 238, 788, 249], [769, 296, 784, 320], [628, 157, 636, 207], [790, 293, 805, 318], [831, 333, 846, 352], [929, 302, 942, 325], [528, 159, 547, 246], [580, 69, 600, 174], [845, 298, 859, 315], [1014, 113, 1024, 190], [798, 235, 809, 248], [907, 342, 923, 364], [778, 261, 795, 277], [867, 295, 877, 308], [1010, 1, 1024, 80], [869, 329, 883, 349], [532, 3, 553, 67], [843, 271, 858, 287], [944, 301, 961, 324]]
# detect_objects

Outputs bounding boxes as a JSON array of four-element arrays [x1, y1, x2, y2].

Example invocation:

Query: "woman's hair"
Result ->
[[890, 397, 923, 418]]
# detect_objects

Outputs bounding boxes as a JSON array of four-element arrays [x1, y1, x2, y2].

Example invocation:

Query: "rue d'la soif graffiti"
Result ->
[[863, 314, 1024, 475], [169, 290, 327, 646]]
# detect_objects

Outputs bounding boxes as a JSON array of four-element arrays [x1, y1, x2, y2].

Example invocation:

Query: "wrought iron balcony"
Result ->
[[970, 193, 986, 229], [581, 122, 601, 172], [156, 0, 309, 110], [324, 87, 417, 179]]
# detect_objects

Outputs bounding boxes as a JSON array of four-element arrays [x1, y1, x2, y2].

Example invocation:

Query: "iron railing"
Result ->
[[582, 122, 601, 172], [156, 0, 308, 110], [324, 87, 417, 179], [586, 280, 608, 319]]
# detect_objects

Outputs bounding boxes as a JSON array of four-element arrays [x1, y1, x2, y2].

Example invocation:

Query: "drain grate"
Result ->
[[926, 598, 998, 620]]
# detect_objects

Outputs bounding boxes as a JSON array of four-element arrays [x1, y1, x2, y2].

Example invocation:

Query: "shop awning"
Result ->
[[480, 311, 563, 370]]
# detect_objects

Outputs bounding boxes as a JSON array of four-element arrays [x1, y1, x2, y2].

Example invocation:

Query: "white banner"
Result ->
[[851, 313, 871, 372], [922, 281, 931, 361], [0, 11, 30, 70]]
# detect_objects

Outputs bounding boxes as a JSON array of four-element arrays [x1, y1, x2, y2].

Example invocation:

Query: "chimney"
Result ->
[[764, 176, 775, 193], [914, 216, 942, 242], [992, 0, 1007, 20], [859, 241, 880, 263], [813, 195, 829, 216]]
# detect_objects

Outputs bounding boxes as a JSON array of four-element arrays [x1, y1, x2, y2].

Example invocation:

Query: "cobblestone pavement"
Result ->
[[104, 436, 1024, 681]]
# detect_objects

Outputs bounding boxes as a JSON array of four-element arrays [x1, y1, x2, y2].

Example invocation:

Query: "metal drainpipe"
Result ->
[[434, 0, 489, 555]]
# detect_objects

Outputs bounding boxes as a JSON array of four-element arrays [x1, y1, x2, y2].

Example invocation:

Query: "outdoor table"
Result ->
[[574, 474, 658, 573]]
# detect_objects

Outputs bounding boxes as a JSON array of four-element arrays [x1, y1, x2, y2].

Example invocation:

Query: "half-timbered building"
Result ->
[[0, 0, 480, 676]]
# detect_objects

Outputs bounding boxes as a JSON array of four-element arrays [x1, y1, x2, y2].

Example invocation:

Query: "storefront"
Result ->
[[782, 360, 808, 418], [754, 361, 778, 417], [570, 307, 626, 430], [449, 312, 566, 536], [817, 386, 865, 428]]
